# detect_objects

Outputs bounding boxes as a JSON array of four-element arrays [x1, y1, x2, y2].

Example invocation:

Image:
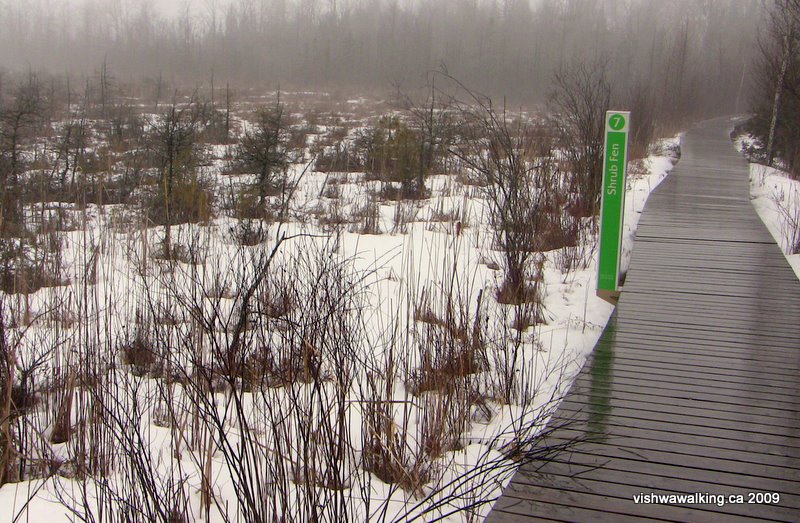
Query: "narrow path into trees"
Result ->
[[487, 118, 800, 522]]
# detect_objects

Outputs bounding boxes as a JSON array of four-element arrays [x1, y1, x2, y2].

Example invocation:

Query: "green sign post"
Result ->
[[597, 111, 630, 304]]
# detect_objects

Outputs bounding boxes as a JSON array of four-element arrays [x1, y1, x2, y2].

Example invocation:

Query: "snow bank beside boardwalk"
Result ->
[[749, 163, 800, 278], [734, 131, 800, 278]]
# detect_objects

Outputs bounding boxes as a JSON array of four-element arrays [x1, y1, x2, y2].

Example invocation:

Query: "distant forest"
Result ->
[[1, 0, 760, 113]]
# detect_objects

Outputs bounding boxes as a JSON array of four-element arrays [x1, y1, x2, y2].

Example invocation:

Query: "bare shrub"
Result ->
[[321, 181, 342, 199], [230, 218, 271, 246], [350, 198, 382, 235], [419, 381, 471, 459], [772, 184, 800, 253], [447, 82, 561, 305], [361, 373, 434, 496], [0, 234, 69, 294], [392, 199, 419, 233], [49, 373, 76, 444], [428, 198, 468, 228], [314, 143, 363, 173], [549, 58, 611, 212], [120, 325, 158, 377], [317, 200, 349, 232]]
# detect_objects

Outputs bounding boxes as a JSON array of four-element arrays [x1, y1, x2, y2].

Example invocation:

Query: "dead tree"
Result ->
[[149, 98, 202, 260], [0, 77, 43, 236]]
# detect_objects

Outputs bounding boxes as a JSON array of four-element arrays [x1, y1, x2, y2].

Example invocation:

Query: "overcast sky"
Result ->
[[147, 0, 230, 19], [2, 0, 228, 19], [119, 0, 224, 19], [145, 0, 189, 18]]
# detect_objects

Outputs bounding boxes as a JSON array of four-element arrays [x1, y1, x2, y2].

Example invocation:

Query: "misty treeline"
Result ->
[[1, 0, 758, 115], [745, 0, 800, 177]]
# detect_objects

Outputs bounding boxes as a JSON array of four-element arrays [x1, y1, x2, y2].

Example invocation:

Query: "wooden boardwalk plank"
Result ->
[[486, 118, 800, 522]]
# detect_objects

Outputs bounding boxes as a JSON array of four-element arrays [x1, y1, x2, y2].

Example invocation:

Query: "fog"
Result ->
[[0, 0, 762, 112]]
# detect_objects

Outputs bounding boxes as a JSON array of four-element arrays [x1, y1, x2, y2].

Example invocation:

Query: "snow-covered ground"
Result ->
[[0, 112, 679, 521], [736, 135, 800, 277], [749, 165, 800, 276]]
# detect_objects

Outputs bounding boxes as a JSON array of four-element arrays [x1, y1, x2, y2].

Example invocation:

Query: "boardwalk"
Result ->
[[487, 118, 800, 522]]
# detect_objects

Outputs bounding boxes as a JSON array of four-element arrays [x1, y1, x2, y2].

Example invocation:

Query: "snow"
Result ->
[[0, 116, 680, 522], [733, 131, 800, 276], [748, 162, 800, 277]]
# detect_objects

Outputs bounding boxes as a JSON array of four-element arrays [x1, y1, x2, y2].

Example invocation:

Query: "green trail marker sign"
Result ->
[[597, 111, 630, 303]]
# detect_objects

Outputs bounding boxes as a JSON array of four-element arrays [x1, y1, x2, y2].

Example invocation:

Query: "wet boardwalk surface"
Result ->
[[487, 118, 800, 522]]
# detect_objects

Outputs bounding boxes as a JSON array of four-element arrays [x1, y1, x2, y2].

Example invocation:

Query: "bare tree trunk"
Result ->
[[155, 72, 163, 112], [734, 57, 747, 114], [225, 83, 231, 142], [0, 317, 17, 486], [100, 55, 110, 117], [210, 68, 215, 109], [767, 33, 791, 166]]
